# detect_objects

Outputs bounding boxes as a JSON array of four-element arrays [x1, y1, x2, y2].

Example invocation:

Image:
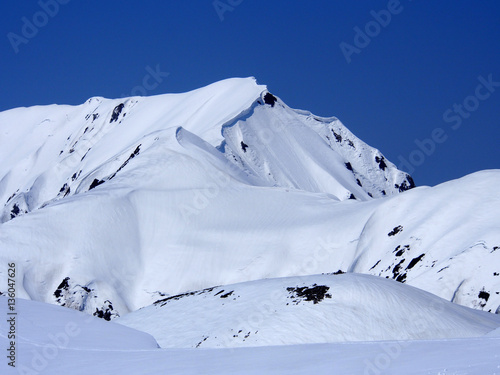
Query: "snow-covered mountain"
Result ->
[[0, 77, 498, 322], [1, 77, 500, 374]]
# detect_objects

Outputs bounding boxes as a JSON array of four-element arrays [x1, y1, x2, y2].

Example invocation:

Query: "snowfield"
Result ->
[[116, 273, 500, 348], [0, 77, 499, 373], [1, 296, 500, 374]]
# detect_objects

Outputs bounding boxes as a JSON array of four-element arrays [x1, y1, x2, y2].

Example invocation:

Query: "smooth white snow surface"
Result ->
[[1, 296, 500, 375], [117, 273, 500, 348], [0, 296, 158, 350]]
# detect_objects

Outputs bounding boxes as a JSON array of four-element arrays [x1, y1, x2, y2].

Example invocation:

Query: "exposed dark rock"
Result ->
[[196, 336, 208, 348], [406, 254, 425, 270], [263, 93, 277, 107], [286, 284, 332, 304], [332, 130, 342, 142], [396, 273, 407, 283], [10, 204, 20, 219], [345, 162, 353, 171], [392, 259, 406, 280], [393, 245, 410, 257], [437, 266, 449, 273], [220, 291, 234, 298], [93, 300, 118, 321], [241, 141, 249, 152], [478, 290, 490, 302], [6, 193, 16, 203], [396, 175, 416, 192], [109, 145, 141, 179], [110, 103, 125, 123], [54, 277, 70, 298], [154, 287, 217, 307], [375, 156, 387, 171], [89, 178, 105, 190], [388, 225, 403, 237]]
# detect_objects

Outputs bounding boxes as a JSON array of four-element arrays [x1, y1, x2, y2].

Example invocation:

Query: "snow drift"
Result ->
[[117, 273, 500, 348]]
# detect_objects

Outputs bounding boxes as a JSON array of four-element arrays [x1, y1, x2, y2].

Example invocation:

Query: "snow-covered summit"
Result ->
[[0, 78, 498, 323], [0, 77, 411, 225]]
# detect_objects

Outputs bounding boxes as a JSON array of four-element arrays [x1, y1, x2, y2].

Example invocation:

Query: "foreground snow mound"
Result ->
[[117, 273, 500, 348], [0, 296, 158, 351], [3, 297, 500, 375]]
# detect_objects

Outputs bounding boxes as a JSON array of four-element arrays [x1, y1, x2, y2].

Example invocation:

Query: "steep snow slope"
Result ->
[[0, 78, 265, 223], [0, 77, 407, 225], [1, 297, 500, 375], [218, 93, 412, 200], [0, 78, 498, 320], [351, 170, 500, 314], [117, 273, 500, 348]]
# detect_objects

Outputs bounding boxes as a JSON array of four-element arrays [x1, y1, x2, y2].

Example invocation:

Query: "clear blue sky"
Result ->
[[1, 1, 499, 187]]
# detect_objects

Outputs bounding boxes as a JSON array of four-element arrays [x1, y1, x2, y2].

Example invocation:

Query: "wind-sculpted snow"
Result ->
[[0, 77, 498, 322], [1, 295, 499, 374], [351, 170, 500, 314], [0, 296, 158, 350], [117, 273, 500, 348]]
